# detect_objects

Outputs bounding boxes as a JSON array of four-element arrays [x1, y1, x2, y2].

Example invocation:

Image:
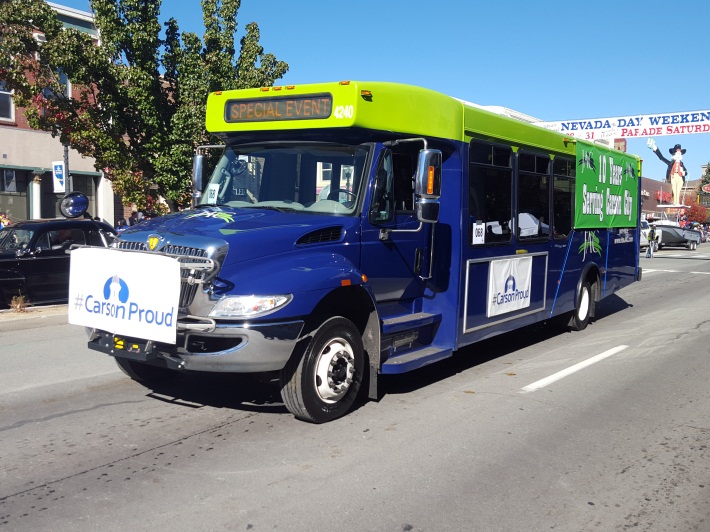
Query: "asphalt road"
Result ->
[[1, 247, 710, 531]]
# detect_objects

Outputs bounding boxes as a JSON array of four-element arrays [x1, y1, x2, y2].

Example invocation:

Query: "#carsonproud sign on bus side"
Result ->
[[575, 144, 638, 229]]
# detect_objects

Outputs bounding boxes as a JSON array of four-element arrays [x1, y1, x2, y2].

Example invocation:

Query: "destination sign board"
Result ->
[[225, 94, 332, 122]]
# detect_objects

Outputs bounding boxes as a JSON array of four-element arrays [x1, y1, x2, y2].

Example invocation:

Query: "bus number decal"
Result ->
[[334, 105, 354, 119], [472, 222, 485, 245], [207, 184, 220, 203]]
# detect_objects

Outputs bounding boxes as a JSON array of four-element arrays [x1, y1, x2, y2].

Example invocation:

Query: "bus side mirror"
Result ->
[[192, 154, 205, 206], [414, 149, 442, 223]]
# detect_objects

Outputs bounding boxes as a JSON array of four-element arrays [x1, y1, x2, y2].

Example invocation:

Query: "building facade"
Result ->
[[0, 2, 116, 224]]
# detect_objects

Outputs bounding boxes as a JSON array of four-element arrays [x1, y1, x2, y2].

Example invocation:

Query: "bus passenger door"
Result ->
[[360, 146, 428, 302]]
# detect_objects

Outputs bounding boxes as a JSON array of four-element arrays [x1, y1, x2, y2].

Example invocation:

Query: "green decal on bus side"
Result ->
[[575, 143, 638, 229]]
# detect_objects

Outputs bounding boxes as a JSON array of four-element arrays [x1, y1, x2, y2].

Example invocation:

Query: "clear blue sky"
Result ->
[[58, 0, 710, 182]]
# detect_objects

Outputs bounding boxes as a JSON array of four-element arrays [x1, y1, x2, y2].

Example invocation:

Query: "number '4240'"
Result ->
[[334, 105, 354, 119]]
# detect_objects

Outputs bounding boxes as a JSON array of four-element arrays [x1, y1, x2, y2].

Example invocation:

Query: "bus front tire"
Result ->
[[569, 280, 592, 331], [280, 317, 365, 424]]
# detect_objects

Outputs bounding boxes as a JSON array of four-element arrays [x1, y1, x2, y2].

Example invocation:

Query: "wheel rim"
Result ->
[[578, 287, 590, 321], [313, 337, 356, 403]]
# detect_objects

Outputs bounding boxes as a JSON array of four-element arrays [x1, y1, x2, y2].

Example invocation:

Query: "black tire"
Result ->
[[114, 357, 175, 385], [280, 317, 365, 423], [570, 280, 592, 331]]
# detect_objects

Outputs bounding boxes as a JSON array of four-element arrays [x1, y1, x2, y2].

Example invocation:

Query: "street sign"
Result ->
[[52, 161, 65, 193]]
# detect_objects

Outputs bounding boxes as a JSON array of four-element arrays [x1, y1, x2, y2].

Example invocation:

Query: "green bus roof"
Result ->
[[206, 80, 640, 165], [206, 81, 463, 140]]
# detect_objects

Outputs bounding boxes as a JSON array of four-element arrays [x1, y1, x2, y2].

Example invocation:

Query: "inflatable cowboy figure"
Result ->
[[647, 138, 687, 206]]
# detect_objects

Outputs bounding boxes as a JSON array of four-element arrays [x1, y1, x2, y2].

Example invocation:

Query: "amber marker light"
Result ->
[[214, 91, 223, 95], [427, 166, 435, 195], [361, 274, 368, 283], [341, 279, 352, 286], [339, 80, 351, 85], [260, 87, 270, 92]]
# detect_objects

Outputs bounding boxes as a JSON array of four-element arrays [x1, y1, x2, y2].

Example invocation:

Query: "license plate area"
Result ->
[[110, 335, 160, 362]]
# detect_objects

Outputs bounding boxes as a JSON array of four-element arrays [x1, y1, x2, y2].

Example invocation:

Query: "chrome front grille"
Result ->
[[163, 245, 209, 258], [177, 256, 213, 308], [115, 237, 224, 308], [117, 240, 147, 251]]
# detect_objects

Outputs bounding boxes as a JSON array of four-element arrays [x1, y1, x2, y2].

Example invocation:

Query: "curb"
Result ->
[[0, 305, 69, 332]]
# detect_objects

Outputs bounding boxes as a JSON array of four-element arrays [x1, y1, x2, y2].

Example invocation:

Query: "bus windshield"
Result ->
[[200, 143, 370, 215]]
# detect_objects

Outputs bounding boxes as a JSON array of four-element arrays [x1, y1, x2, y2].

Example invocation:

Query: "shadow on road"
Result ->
[[383, 293, 632, 396], [140, 372, 288, 415], [128, 293, 632, 416]]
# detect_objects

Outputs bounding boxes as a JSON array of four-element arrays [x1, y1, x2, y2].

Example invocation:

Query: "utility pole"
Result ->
[[64, 143, 72, 192]]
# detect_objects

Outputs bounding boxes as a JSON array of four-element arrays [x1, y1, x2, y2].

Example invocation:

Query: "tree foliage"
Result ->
[[0, 0, 288, 212], [691, 163, 710, 223], [686, 203, 708, 224], [696, 162, 710, 196]]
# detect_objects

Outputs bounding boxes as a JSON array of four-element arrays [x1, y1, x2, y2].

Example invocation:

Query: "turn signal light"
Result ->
[[427, 166, 435, 195]]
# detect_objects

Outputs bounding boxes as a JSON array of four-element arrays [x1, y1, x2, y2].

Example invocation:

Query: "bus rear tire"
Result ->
[[279, 317, 364, 424], [569, 280, 592, 331]]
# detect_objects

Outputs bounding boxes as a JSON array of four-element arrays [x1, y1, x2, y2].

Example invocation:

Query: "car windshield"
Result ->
[[200, 143, 370, 215], [0, 227, 34, 250]]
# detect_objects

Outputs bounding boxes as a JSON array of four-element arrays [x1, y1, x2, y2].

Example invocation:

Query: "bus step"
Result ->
[[381, 346, 452, 374], [381, 312, 441, 335]]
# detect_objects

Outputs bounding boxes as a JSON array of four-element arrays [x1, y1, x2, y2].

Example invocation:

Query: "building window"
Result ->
[[0, 80, 13, 121], [1, 170, 17, 192]]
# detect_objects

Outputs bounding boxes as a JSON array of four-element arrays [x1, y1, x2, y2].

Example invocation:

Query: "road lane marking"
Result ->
[[644, 269, 710, 275], [520, 345, 629, 393]]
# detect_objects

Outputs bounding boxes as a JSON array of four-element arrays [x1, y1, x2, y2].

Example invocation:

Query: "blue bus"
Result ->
[[69, 81, 642, 423]]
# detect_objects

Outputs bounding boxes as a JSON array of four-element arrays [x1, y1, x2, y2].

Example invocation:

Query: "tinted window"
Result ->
[[517, 152, 551, 240], [469, 141, 513, 244], [552, 157, 575, 238]]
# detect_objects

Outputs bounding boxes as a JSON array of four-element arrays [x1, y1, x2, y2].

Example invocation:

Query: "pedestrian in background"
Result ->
[[646, 225, 657, 258]]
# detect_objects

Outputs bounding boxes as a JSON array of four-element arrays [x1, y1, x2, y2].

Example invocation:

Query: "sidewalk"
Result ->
[[0, 304, 69, 332]]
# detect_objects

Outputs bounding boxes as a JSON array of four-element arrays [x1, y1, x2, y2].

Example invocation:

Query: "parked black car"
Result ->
[[0, 218, 116, 308]]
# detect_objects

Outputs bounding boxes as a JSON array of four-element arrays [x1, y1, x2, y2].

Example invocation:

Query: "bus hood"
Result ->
[[118, 207, 357, 264]]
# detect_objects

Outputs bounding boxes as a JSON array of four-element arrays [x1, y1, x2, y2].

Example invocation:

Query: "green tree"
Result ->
[[0, 0, 288, 212]]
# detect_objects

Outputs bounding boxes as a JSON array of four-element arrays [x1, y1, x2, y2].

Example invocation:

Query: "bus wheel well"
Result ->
[[307, 285, 379, 400], [307, 286, 375, 336], [279, 286, 377, 423], [585, 267, 601, 308]]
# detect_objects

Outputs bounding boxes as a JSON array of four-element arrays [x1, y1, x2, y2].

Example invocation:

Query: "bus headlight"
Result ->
[[208, 294, 292, 318]]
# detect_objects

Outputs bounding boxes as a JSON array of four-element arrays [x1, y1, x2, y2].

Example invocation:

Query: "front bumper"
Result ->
[[87, 318, 305, 373]]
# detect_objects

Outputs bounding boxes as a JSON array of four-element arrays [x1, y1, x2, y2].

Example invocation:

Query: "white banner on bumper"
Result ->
[[68, 247, 181, 343]]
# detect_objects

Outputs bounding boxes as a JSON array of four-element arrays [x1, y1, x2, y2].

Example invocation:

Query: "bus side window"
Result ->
[[370, 149, 394, 223], [392, 152, 415, 212], [469, 141, 513, 244], [517, 152, 551, 240], [553, 157, 574, 238]]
